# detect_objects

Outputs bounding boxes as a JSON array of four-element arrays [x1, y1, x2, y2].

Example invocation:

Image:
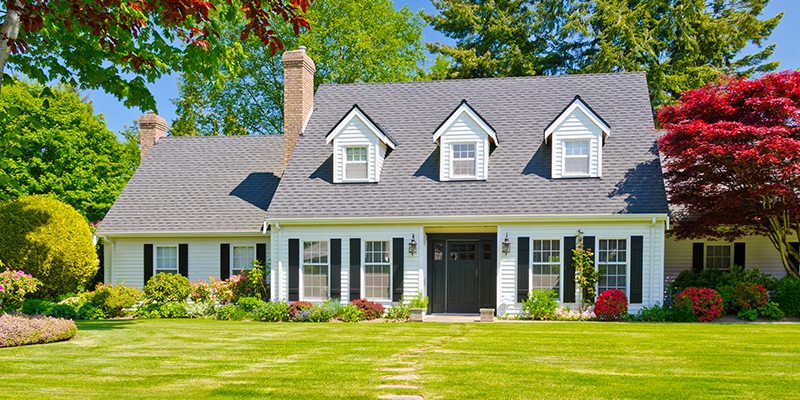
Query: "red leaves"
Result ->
[[674, 288, 724, 322], [657, 72, 800, 240], [594, 290, 628, 321]]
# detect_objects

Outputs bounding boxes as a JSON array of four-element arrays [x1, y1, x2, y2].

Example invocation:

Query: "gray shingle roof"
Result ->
[[97, 136, 284, 234], [267, 72, 668, 219]]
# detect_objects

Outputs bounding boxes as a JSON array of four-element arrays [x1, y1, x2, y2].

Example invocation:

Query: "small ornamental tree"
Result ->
[[573, 231, 598, 308], [658, 71, 800, 278], [0, 0, 312, 110]]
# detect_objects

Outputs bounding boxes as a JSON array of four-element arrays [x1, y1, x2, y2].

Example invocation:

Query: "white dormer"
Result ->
[[433, 100, 498, 181], [544, 96, 610, 179], [326, 105, 396, 183]]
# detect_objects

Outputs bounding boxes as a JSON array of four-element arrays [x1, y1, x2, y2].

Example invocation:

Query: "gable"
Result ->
[[544, 96, 610, 143], [433, 100, 498, 145], [326, 105, 396, 149]]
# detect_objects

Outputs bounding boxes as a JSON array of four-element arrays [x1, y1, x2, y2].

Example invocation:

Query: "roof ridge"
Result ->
[[163, 135, 283, 140], [316, 71, 646, 89]]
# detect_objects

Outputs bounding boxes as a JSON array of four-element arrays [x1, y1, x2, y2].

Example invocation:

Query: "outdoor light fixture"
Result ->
[[408, 234, 417, 255], [502, 233, 511, 255]]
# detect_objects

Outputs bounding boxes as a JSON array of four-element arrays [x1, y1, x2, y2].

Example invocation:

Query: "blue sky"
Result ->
[[86, 0, 800, 134]]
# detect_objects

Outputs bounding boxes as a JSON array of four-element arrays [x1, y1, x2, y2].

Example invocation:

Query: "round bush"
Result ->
[[143, 273, 191, 302], [253, 301, 290, 322], [0, 196, 99, 299], [350, 298, 385, 320], [594, 289, 629, 321], [85, 284, 143, 318], [772, 276, 800, 316], [732, 283, 768, 311], [673, 287, 724, 322]]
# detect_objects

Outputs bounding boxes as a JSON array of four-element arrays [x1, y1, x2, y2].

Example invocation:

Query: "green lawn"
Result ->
[[1, 320, 799, 399]]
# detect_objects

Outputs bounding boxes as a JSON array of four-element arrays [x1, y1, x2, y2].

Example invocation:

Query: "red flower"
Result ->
[[674, 287, 724, 322], [594, 290, 629, 321]]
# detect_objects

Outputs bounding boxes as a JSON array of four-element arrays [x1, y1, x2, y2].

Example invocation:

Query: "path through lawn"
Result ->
[[1, 320, 799, 399]]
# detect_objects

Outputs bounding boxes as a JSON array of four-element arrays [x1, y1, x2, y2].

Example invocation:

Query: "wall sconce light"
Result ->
[[502, 233, 511, 255], [408, 234, 417, 255]]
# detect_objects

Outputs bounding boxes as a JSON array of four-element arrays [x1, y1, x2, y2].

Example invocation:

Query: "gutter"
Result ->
[[266, 213, 670, 226], [97, 230, 271, 238]]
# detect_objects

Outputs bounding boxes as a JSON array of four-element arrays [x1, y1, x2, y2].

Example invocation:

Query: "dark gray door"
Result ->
[[446, 241, 480, 313]]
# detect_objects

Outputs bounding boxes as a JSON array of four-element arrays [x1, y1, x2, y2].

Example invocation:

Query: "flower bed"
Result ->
[[0, 313, 77, 348]]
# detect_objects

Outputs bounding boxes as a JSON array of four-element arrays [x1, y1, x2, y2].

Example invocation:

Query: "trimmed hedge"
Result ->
[[0, 313, 77, 348], [0, 196, 98, 298]]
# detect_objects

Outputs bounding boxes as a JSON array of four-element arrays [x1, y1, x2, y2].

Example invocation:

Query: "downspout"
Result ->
[[271, 221, 281, 302]]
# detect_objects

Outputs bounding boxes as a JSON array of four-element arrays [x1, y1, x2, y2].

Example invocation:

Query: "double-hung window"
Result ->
[[155, 246, 178, 275], [345, 146, 368, 181], [302, 241, 329, 300], [364, 241, 391, 300], [706, 244, 732, 270], [232, 245, 255, 276], [563, 140, 590, 176], [451, 143, 476, 177], [598, 239, 627, 294], [531, 239, 561, 298]]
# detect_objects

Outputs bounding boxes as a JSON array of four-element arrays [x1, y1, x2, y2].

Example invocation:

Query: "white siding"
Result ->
[[105, 236, 270, 288], [273, 225, 424, 308], [665, 235, 798, 278], [497, 221, 665, 315], [439, 114, 489, 181], [551, 108, 602, 179], [331, 116, 387, 183]]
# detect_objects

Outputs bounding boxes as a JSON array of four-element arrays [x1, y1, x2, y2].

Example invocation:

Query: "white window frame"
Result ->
[[231, 245, 256, 276], [595, 238, 630, 296], [705, 243, 733, 271], [362, 240, 392, 302], [154, 245, 179, 275], [450, 142, 477, 179], [343, 146, 369, 182], [562, 138, 592, 177], [301, 240, 330, 301], [530, 238, 563, 302]]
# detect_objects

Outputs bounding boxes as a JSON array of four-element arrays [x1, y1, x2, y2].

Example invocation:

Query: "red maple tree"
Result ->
[[657, 71, 800, 277]]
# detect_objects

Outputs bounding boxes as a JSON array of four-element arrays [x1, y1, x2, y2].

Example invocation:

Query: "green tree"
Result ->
[[0, 0, 311, 111], [427, 0, 781, 106], [172, 0, 425, 136], [0, 81, 139, 221]]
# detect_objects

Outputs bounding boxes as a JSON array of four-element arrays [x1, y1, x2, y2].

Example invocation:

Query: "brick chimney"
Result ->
[[282, 46, 316, 165], [139, 111, 167, 161]]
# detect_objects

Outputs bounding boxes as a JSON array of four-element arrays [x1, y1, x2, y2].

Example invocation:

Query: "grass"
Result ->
[[1, 320, 799, 399]]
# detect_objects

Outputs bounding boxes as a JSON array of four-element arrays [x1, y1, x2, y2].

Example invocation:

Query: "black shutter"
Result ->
[[256, 243, 267, 267], [288, 239, 300, 301], [692, 243, 705, 272], [583, 236, 595, 253], [144, 244, 153, 285], [733, 242, 746, 268], [517, 237, 529, 302], [630, 236, 644, 304], [330, 239, 342, 300], [178, 244, 189, 277], [350, 238, 361, 301], [563, 236, 576, 303], [392, 237, 404, 302], [220, 244, 230, 280]]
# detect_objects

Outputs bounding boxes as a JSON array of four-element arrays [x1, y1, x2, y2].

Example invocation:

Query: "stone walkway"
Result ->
[[374, 342, 441, 399]]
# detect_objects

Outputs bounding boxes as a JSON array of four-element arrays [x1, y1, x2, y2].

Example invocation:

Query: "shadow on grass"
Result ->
[[76, 320, 137, 331]]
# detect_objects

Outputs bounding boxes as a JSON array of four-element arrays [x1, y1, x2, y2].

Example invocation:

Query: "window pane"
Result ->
[[531, 239, 561, 297], [565, 140, 589, 155], [598, 239, 627, 294], [345, 161, 367, 180], [156, 246, 178, 272], [452, 143, 476, 176], [706, 245, 731, 270], [564, 157, 589, 174], [303, 241, 329, 300], [232, 246, 255, 276], [452, 159, 475, 176], [346, 147, 367, 161], [364, 241, 391, 300]]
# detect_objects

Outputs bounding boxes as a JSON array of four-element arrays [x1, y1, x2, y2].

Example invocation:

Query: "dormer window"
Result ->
[[563, 140, 590, 176], [544, 96, 610, 179], [344, 146, 368, 181], [433, 100, 498, 181], [451, 143, 476, 177], [326, 105, 397, 184]]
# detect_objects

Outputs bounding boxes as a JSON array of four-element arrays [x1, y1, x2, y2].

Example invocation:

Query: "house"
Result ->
[[96, 48, 793, 315]]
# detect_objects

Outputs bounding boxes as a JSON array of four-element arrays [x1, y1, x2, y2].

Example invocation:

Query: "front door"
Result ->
[[428, 234, 497, 314]]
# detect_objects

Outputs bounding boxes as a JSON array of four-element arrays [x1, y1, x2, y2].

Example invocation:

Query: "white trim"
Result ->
[[100, 231, 270, 238], [544, 98, 610, 140], [433, 103, 498, 145], [267, 213, 670, 226], [154, 244, 179, 275], [595, 237, 630, 299], [529, 237, 564, 302], [362, 239, 393, 302], [449, 142, 478, 179], [300, 239, 331, 302], [231, 244, 257, 276], [326, 107, 396, 149]]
